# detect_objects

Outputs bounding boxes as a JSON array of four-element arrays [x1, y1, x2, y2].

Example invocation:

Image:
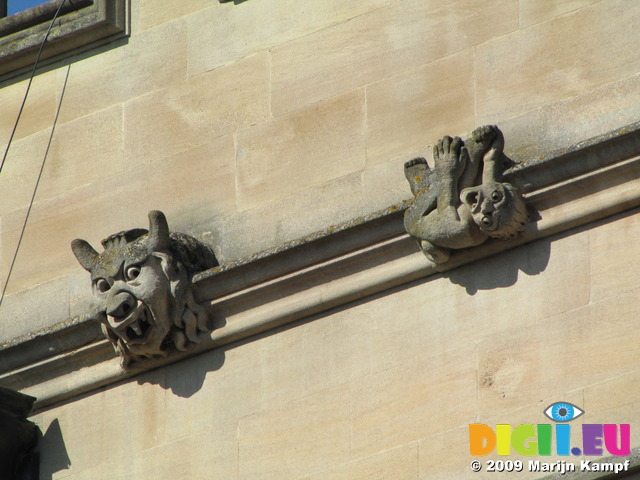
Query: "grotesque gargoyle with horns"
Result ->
[[71, 210, 218, 368]]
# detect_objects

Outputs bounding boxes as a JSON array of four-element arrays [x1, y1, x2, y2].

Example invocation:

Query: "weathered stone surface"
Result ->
[[217, 173, 365, 262], [589, 211, 640, 303], [124, 52, 270, 162], [186, 0, 389, 77], [0, 276, 70, 342], [370, 229, 590, 373], [235, 91, 365, 211], [350, 344, 477, 457], [488, 73, 640, 163], [59, 19, 187, 124], [271, 0, 517, 115], [46, 104, 125, 198], [366, 49, 475, 166], [519, 0, 601, 28], [0, 69, 57, 143], [300, 443, 419, 480], [238, 385, 351, 480], [136, 0, 211, 32], [477, 289, 640, 421], [475, 0, 640, 121]]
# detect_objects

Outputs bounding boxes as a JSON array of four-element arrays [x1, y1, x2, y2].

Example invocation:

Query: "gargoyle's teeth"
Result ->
[[131, 323, 142, 335]]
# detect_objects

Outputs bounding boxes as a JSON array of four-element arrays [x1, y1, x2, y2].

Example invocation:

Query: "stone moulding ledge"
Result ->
[[2, 122, 640, 411]]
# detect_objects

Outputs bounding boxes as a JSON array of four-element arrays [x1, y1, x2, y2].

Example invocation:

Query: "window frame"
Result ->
[[0, 0, 128, 81]]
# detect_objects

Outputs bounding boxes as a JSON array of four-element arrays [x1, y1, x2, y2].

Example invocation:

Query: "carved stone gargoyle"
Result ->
[[403, 125, 527, 264], [71, 210, 218, 368]]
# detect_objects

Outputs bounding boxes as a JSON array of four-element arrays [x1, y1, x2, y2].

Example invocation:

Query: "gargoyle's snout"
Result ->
[[106, 291, 137, 320]]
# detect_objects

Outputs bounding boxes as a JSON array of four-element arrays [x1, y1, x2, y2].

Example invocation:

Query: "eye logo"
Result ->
[[544, 402, 584, 422]]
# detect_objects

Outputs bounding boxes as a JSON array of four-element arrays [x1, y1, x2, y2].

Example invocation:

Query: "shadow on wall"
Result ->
[[137, 346, 226, 398], [446, 218, 551, 295], [37, 419, 71, 480]]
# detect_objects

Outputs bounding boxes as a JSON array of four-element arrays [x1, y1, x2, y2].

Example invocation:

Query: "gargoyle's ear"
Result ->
[[461, 186, 481, 208], [147, 210, 170, 252], [71, 239, 99, 272]]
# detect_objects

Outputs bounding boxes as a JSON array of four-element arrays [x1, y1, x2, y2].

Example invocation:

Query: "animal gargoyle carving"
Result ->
[[403, 125, 527, 264], [71, 210, 219, 368]]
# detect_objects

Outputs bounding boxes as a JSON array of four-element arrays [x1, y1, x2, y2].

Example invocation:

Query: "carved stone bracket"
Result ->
[[71, 210, 219, 368], [403, 125, 528, 263], [0, 387, 38, 480]]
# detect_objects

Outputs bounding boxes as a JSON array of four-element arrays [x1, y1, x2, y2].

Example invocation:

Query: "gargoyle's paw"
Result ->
[[471, 125, 498, 145], [421, 241, 450, 264], [450, 136, 463, 154], [404, 157, 430, 193], [404, 157, 428, 169]]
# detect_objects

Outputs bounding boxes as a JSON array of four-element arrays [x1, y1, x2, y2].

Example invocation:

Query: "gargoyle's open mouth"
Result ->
[[110, 302, 153, 344]]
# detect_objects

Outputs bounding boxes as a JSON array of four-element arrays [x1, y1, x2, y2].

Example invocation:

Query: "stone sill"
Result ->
[[0, 0, 128, 81], [2, 122, 640, 411]]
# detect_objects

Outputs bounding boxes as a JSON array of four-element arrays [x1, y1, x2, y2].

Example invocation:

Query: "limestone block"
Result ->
[[583, 369, 640, 427], [477, 291, 640, 421], [271, 0, 517, 116], [59, 19, 187, 124], [163, 344, 263, 438], [475, 0, 640, 121], [1, 132, 236, 297], [137, 0, 211, 32], [44, 104, 125, 199], [519, 0, 601, 28], [0, 69, 57, 144], [124, 52, 269, 163], [0, 276, 69, 342], [117, 135, 237, 228], [238, 385, 351, 480], [217, 173, 366, 262], [166, 306, 371, 438], [365, 49, 475, 166], [186, 0, 389, 77], [589, 211, 640, 303], [255, 305, 372, 406], [369, 230, 590, 374], [0, 130, 50, 216], [235, 91, 365, 211], [37, 372, 167, 477], [132, 421, 238, 480], [488, 73, 640, 162], [350, 344, 477, 457], [300, 443, 419, 480], [361, 158, 414, 213]]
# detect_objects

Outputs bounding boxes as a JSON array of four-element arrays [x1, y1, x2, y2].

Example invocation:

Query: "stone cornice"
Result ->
[[2, 122, 640, 411]]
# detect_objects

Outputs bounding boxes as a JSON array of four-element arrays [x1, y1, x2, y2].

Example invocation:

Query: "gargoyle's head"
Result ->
[[71, 211, 217, 367], [461, 182, 527, 239]]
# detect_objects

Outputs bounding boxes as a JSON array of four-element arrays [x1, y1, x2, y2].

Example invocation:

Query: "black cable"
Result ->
[[0, 0, 69, 307], [0, 64, 70, 308], [0, 0, 67, 175]]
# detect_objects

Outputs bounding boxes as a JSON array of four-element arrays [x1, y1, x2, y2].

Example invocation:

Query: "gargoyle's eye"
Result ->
[[125, 265, 141, 281], [95, 278, 110, 293], [491, 190, 503, 203], [544, 402, 584, 422]]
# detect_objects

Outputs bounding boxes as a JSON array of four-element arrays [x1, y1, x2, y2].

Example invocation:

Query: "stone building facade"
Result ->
[[1, 0, 640, 478]]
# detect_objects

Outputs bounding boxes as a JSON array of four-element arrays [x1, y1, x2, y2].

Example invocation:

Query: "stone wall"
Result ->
[[0, 0, 639, 339], [1, 1, 640, 478], [30, 208, 640, 479]]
